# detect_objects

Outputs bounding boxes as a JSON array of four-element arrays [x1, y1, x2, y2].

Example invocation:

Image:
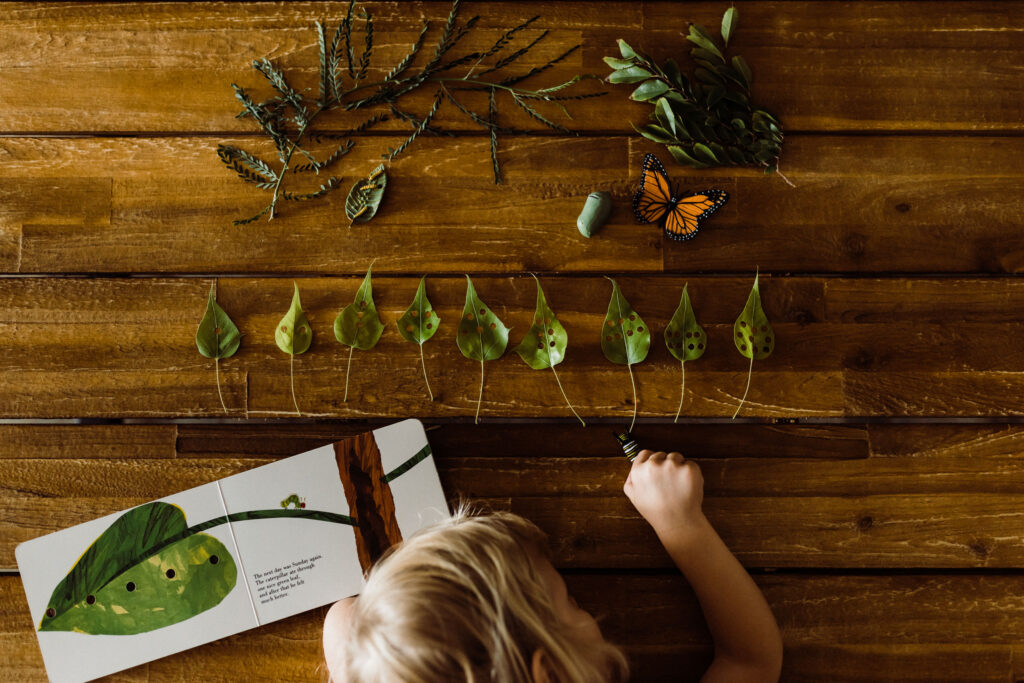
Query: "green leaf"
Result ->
[[655, 97, 677, 136], [732, 55, 752, 89], [634, 122, 675, 144], [691, 47, 725, 65], [721, 6, 737, 46], [334, 265, 384, 351], [617, 38, 636, 59], [608, 66, 653, 84], [38, 502, 237, 635], [665, 284, 706, 362], [275, 282, 312, 356], [600, 278, 650, 366], [345, 163, 388, 225], [693, 142, 719, 164], [196, 283, 240, 360], [734, 272, 773, 361], [458, 276, 509, 423], [397, 276, 440, 344], [668, 145, 706, 167], [603, 56, 636, 70], [630, 79, 670, 102], [662, 58, 685, 90], [686, 24, 723, 59]]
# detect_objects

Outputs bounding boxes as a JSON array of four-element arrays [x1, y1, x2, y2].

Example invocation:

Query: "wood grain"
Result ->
[[2, 2, 1021, 132], [4, 573, 1022, 682], [3, 135, 1024, 274]]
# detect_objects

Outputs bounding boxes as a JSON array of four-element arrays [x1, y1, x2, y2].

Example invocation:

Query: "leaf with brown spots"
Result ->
[[195, 282, 241, 414], [334, 264, 384, 402], [665, 284, 705, 422], [275, 282, 312, 416], [457, 276, 509, 424], [397, 276, 441, 401], [733, 270, 774, 418], [601, 278, 650, 430]]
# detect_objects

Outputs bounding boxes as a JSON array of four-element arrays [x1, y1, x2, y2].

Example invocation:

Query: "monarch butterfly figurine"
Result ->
[[633, 153, 729, 241]]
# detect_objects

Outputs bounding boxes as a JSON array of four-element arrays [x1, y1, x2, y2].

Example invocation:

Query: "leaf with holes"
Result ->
[[195, 282, 241, 414], [275, 282, 312, 416], [732, 270, 774, 418], [601, 278, 650, 430], [457, 276, 509, 423], [514, 276, 584, 426], [345, 164, 388, 225], [334, 264, 385, 402], [397, 276, 441, 401], [664, 284, 705, 422]]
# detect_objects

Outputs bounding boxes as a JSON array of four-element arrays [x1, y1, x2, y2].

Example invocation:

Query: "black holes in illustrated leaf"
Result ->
[[688, 344, 695, 350], [86, 595, 96, 605], [46, 608, 56, 618], [209, 555, 220, 565], [166, 569, 176, 579], [126, 581, 136, 592]]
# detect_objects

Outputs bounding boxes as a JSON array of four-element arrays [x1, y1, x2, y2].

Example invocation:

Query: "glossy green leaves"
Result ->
[[601, 278, 649, 430], [276, 282, 312, 416], [514, 276, 584, 426], [335, 265, 384, 402], [195, 283, 240, 414], [397, 276, 440, 400], [457, 276, 509, 423], [733, 271, 774, 418], [345, 164, 388, 225]]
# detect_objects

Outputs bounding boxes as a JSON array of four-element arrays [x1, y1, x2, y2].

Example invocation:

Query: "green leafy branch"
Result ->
[[220, 0, 605, 225], [604, 6, 793, 186]]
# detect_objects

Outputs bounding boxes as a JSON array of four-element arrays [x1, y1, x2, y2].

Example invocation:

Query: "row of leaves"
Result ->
[[197, 271, 772, 425]]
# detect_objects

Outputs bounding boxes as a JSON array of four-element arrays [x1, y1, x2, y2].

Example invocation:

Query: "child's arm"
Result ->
[[623, 450, 783, 683]]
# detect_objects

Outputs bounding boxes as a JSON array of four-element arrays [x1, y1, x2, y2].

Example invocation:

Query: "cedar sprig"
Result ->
[[604, 6, 793, 186], [219, 0, 605, 225]]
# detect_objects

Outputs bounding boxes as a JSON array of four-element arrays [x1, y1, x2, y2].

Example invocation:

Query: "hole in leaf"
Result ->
[[605, 335, 612, 341], [698, 343, 704, 349], [126, 582, 136, 592], [166, 569, 176, 579], [627, 330, 634, 336], [629, 314, 636, 321], [741, 343, 747, 351], [766, 337, 772, 343], [618, 318, 625, 324], [46, 608, 55, 618], [490, 323, 496, 329], [466, 313, 474, 321], [426, 323, 433, 329], [214, 327, 221, 335], [736, 331, 742, 338], [762, 325, 769, 332], [688, 343, 694, 350], [280, 325, 287, 332], [537, 343, 543, 349], [686, 332, 692, 338], [479, 308, 486, 315], [748, 335, 754, 342], [606, 320, 614, 327], [637, 326, 644, 332], [537, 332, 543, 339], [615, 333, 622, 339], [86, 595, 96, 605], [425, 311, 431, 318], [360, 301, 367, 308], [210, 555, 219, 565], [763, 346, 770, 352], [547, 329, 553, 335], [740, 321, 747, 327], [549, 341, 556, 347]]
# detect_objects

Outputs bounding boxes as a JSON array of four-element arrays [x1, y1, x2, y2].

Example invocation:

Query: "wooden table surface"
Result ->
[[3, 2, 1023, 680]]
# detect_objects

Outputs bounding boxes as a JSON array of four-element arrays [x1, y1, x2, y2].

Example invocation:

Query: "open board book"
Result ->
[[16, 419, 449, 683]]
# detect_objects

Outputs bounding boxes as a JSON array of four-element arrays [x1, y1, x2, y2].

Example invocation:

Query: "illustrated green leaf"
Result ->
[[196, 283, 241, 360], [601, 278, 650, 366], [665, 284, 706, 362], [514, 276, 584, 426], [345, 163, 388, 225], [457, 276, 509, 424], [630, 79, 670, 102], [397, 276, 440, 344], [734, 272, 774, 361], [275, 282, 312, 356], [334, 265, 384, 351], [721, 6, 737, 46]]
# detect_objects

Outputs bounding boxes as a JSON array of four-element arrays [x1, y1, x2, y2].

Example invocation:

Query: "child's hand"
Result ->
[[623, 450, 707, 541]]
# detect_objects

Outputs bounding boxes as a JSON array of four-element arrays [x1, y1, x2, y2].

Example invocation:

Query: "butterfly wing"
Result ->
[[633, 154, 674, 225], [663, 190, 729, 241]]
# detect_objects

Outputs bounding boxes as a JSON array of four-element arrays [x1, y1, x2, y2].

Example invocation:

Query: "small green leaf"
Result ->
[[665, 284, 706, 362], [275, 282, 312, 356], [608, 66, 654, 84], [655, 97, 677, 136], [617, 38, 636, 59], [603, 56, 636, 70], [514, 276, 567, 371], [693, 143, 719, 164], [630, 79, 670, 101], [691, 47, 725, 64], [687, 24, 723, 59], [721, 6, 737, 46], [601, 278, 650, 366], [668, 145, 706, 167], [732, 55, 752, 89], [334, 265, 384, 351], [345, 163, 387, 225], [458, 276, 509, 423], [734, 272, 773, 361], [196, 283, 240, 360], [634, 122, 675, 144], [397, 276, 440, 344]]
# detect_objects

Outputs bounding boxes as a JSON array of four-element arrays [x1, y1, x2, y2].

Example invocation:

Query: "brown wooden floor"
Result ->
[[3, 2, 1024, 681]]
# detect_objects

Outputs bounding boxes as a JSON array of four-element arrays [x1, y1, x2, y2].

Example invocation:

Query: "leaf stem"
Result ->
[[215, 357, 228, 414], [550, 365, 585, 427], [772, 165, 796, 188], [475, 358, 484, 424], [344, 344, 354, 402], [268, 104, 325, 219], [290, 353, 301, 417], [675, 359, 685, 423], [419, 342, 434, 401], [627, 362, 638, 432], [732, 354, 754, 419]]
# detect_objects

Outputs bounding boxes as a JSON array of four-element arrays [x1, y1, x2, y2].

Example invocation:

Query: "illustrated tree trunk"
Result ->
[[333, 432, 402, 572]]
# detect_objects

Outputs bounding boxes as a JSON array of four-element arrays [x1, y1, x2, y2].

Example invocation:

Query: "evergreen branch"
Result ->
[[386, 21, 429, 82], [467, 15, 539, 77], [511, 92, 570, 133], [389, 104, 454, 137], [440, 85, 527, 134], [232, 203, 274, 226], [499, 44, 581, 87], [253, 58, 310, 126], [231, 84, 292, 159], [217, 144, 279, 187], [354, 9, 373, 85], [342, 0, 356, 78], [308, 112, 387, 144], [424, 0, 462, 72], [488, 87, 502, 184], [385, 90, 443, 160], [281, 175, 344, 201], [292, 139, 354, 173], [475, 28, 549, 77], [328, 20, 345, 102], [316, 20, 331, 106]]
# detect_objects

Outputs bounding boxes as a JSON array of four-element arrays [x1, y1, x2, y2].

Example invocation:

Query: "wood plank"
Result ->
[[5, 136, 1024, 274], [2, 2, 1022, 132], [3, 574, 1021, 682]]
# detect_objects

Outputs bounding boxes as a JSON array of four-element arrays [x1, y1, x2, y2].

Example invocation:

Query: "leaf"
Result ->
[[608, 66, 653, 84], [734, 272, 774, 361], [602, 56, 635, 70], [630, 79, 670, 101], [38, 502, 237, 635], [721, 6, 737, 46], [345, 163, 388, 225], [275, 282, 312, 356], [687, 24, 723, 59], [617, 38, 637, 59], [732, 55, 753, 90], [634, 122, 675, 144], [334, 265, 384, 351], [665, 284, 706, 362], [196, 283, 240, 360], [655, 97, 677, 136], [457, 276, 509, 424], [397, 276, 440, 344], [668, 145, 705, 167], [693, 142, 719, 164], [601, 278, 650, 365]]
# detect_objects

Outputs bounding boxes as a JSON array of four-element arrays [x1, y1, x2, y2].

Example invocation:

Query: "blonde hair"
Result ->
[[335, 506, 629, 682]]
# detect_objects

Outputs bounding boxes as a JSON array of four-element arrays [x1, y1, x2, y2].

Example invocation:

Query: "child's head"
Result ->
[[323, 506, 629, 682]]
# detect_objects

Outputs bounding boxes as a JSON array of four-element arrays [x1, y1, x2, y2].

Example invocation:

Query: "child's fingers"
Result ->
[[667, 451, 685, 462], [634, 449, 655, 464]]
